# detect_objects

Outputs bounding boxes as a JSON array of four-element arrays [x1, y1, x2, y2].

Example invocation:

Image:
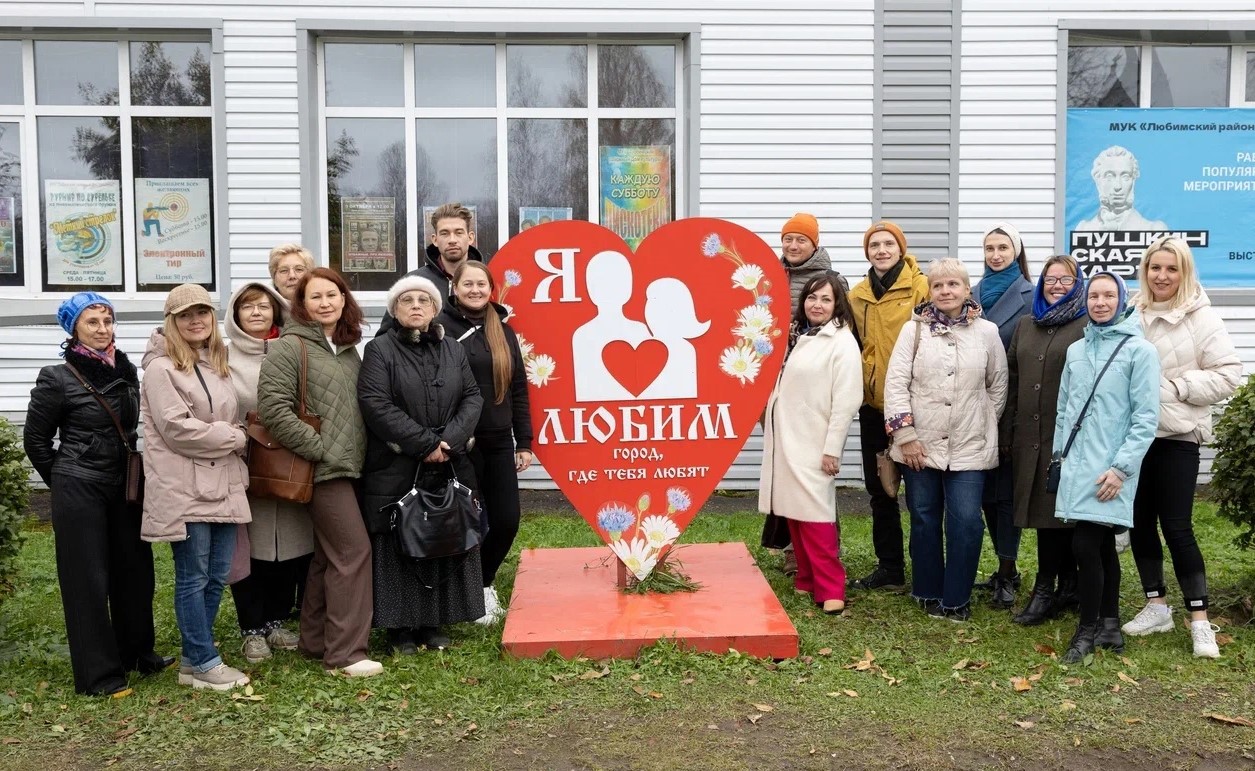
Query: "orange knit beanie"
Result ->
[[781, 213, 820, 245], [863, 221, 907, 257]]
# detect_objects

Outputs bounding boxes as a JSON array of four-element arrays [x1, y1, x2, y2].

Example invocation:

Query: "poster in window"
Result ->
[[599, 146, 671, 251], [135, 178, 213, 284], [0, 197, 14, 274], [45, 180, 123, 286], [519, 206, 573, 232], [422, 204, 477, 248], [341, 196, 396, 273], [1066, 108, 1255, 285]]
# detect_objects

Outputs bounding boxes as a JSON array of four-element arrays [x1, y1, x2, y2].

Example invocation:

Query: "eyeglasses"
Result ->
[[399, 295, 434, 308], [1042, 276, 1077, 287], [239, 303, 272, 314]]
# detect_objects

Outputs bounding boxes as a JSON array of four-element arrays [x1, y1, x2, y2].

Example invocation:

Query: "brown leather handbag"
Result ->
[[246, 338, 320, 504], [64, 361, 145, 505]]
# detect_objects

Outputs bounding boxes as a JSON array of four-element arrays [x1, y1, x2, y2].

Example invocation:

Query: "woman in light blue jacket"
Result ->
[[1052, 271, 1159, 664]]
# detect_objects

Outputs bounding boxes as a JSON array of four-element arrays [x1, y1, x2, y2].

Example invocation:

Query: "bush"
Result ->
[[0, 417, 29, 607], [1210, 375, 1255, 548]]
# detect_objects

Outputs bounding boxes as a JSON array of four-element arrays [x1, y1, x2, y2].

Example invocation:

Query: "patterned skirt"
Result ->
[[370, 534, 485, 629]]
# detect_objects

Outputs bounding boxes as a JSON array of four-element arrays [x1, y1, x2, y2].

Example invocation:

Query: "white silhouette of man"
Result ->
[[572, 250, 651, 402], [1076, 146, 1168, 231], [640, 278, 709, 400]]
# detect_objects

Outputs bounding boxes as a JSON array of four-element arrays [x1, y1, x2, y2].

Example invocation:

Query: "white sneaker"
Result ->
[[1114, 531, 1130, 553], [328, 658, 384, 678], [1122, 602, 1174, 636], [1191, 621, 1221, 659], [474, 586, 505, 626], [191, 663, 250, 691]]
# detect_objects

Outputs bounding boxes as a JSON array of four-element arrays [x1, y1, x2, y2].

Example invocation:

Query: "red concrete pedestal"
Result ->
[[501, 542, 799, 660]]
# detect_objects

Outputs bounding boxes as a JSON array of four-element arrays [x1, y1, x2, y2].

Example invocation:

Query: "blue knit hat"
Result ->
[[57, 292, 114, 336]]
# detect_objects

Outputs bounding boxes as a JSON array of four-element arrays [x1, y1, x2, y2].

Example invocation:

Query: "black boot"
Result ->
[[990, 575, 1016, 610], [1052, 576, 1079, 616], [1061, 621, 1099, 664], [1013, 580, 1056, 626], [1094, 617, 1125, 652]]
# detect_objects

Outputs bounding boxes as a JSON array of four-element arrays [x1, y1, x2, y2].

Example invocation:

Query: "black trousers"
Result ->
[[1035, 527, 1076, 586], [231, 554, 311, 635], [470, 434, 522, 587], [1131, 438, 1208, 610], [50, 473, 157, 695], [1073, 521, 1120, 624], [858, 405, 904, 572]]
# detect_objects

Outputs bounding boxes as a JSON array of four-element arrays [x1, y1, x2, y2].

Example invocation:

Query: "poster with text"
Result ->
[[342, 196, 396, 272], [422, 204, 477, 248], [1066, 108, 1255, 285], [45, 180, 123, 286], [0, 196, 14, 274], [519, 206, 573, 232], [600, 146, 672, 251], [135, 178, 213, 284]]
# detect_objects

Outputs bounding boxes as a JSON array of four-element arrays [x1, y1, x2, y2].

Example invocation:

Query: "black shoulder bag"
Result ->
[[383, 460, 482, 561], [1046, 336, 1131, 493]]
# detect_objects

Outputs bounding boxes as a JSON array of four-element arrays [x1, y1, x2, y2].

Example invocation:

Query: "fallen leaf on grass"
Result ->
[[1120, 656, 1135, 667], [1125, 718, 1143, 725], [752, 703, 774, 713], [1014, 720, 1035, 730], [578, 667, 609, 681], [1034, 643, 1056, 656], [632, 686, 647, 697], [680, 678, 695, 685], [648, 692, 664, 700], [1028, 673, 1044, 682], [1010, 677, 1032, 693], [50, 725, 65, 733], [628, 673, 642, 682], [817, 648, 833, 657], [1059, 700, 1077, 711], [112, 726, 139, 743], [1073, 737, 1081, 747], [1203, 712, 1255, 728], [460, 677, 480, 686], [843, 689, 859, 698], [2, 738, 21, 745], [1117, 672, 1139, 687], [745, 678, 758, 686], [747, 714, 763, 725], [952, 658, 969, 670], [1110, 684, 1121, 694], [1215, 633, 1234, 646], [1064, 677, 1084, 686]]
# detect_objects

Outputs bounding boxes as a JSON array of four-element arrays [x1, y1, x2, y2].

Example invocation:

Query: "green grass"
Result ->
[[1, 504, 1253, 769]]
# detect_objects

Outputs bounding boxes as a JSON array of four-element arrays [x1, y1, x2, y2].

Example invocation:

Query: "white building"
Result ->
[[1, 1, 1251, 487]]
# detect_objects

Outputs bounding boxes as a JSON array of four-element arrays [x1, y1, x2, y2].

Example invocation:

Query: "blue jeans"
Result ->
[[982, 459, 1021, 561], [903, 467, 986, 610], [170, 522, 236, 671]]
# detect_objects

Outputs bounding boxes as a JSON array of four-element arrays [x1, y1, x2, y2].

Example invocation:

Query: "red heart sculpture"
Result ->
[[601, 339, 670, 397], [490, 218, 789, 580]]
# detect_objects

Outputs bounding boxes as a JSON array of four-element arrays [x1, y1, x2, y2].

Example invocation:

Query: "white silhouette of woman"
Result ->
[[640, 278, 710, 400], [571, 250, 651, 402]]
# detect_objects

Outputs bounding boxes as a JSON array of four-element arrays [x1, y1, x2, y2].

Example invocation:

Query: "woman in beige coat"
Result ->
[[225, 281, 314, 663], [1122, 237, 1242, 658], [140, 284, 251, 690], [759, 273, 862, 614], [884, 258, 1008, 621]]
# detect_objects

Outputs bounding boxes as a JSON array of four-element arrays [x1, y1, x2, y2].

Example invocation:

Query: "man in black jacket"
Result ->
[[377, 202, 483, 335]]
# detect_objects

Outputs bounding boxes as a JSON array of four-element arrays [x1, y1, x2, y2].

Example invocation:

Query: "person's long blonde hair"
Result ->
[[162, 309, 229, 376], [1136, 236, 1201, 311]]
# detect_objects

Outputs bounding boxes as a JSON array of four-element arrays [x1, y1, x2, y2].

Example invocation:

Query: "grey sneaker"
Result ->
[[266, 627, 300, 651], [191, 663, 250, 691], [178, 665, 193, 686], [242, 635, 272, 663]]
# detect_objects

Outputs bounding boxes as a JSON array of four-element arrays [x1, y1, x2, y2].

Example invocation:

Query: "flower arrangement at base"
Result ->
[[594, 486, 699, 591]]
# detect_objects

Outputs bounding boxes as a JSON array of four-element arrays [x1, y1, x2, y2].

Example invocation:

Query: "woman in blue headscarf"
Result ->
[[999, 255, 1087, 626], [1052, 271, 1159, 663]]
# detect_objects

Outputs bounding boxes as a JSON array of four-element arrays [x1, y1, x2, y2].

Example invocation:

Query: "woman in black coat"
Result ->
[[358, 275, 485, 653], [23, 292, 170, 696], [439, 262, 533, 625]]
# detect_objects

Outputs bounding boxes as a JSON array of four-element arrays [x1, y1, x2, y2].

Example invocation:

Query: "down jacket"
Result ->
[[24, 347, 140, 487], [358, 322, 483, 534], [140, 329, 251, 542], [1053, 311, 1160, 528], [256, 319, 366, 484], [226, 282, 314, 562], [848, 254, 931, 410], [884, 304, 1008, 472], [758, 320, 862, 523], [782, 246, 847, 309], [1138, 291, 1241, 443]]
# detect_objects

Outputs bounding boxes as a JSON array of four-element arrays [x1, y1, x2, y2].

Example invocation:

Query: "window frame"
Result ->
[[1067, 39, 1240, 109], [311, 31, 691, 294], [1231, 45, 1255, 107], [0, 20, 225, 308]]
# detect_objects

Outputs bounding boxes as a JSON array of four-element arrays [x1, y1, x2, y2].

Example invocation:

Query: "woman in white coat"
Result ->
[[1123, 237, 1242, 658], [884, 258, 1008, 622], [759, 273, 862, 614]]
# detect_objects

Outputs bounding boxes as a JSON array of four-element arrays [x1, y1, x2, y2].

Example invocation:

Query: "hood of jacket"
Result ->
[[225, 282, 287, 356], [1139, 288, 1210, 327], [1084, 306, 1143, 344]]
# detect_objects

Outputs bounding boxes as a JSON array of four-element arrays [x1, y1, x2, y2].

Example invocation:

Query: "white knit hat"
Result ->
[[386, 275, 442, 316]]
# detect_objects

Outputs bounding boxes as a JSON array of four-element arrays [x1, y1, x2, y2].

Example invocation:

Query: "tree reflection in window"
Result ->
[[508, 119, 588, 236], [325, 119, 408, 291], [0, 123, 22, 285], [130, 42, 211, 107], [1067, 46, 1139, 108]]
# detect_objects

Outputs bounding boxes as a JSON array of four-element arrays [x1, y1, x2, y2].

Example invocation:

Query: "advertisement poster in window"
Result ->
[[45, 179, 123, 286], [135, 178, 213, 284], [519, 206, 572, 232], [0, 196, 14, 274], [600, 146, 671, 251], [342, 197, 396, 272], [422, 204, 477, 246], [1066, 108, 1255, 285]]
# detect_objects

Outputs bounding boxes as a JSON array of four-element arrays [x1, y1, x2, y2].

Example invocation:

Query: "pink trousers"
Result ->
[[786, 519, 845, 603]]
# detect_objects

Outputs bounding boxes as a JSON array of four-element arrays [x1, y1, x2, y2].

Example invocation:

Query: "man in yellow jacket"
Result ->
[[847, 221, 930, 590]]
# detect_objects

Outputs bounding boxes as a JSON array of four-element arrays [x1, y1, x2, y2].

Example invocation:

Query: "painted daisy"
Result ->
[[720, 343, 762, 384], [640, 515, 682, 550], [734, 305, 775, 341], [525, 354, 556, 387], [610, 537, 659, 581], [730, 264, 765, 291]]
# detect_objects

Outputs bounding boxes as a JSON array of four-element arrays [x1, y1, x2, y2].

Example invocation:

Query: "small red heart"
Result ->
[[601, 339, 669, 397]]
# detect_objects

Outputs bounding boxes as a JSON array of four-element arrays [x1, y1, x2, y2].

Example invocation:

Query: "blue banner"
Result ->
[[1065, 108, 1255, 286]]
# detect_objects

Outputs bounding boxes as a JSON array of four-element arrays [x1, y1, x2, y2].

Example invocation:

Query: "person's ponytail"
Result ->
[[481, 308, 512, 405]]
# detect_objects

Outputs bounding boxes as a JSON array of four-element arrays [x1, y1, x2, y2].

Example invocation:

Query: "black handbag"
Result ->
[[1045, 336, 1131, 494], [383, 461, 482, 561]]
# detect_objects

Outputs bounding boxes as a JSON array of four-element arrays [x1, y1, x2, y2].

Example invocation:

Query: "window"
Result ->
[[1069, 43, 1242, 108], [319, 40, 682, 292], [0, 37, 216, 293]]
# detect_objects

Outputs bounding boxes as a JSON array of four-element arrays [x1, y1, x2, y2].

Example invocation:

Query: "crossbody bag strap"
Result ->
[[909, 319, 922, 377], [192, 363, 214, 414], [63, 361, 136, 452], [297, 337, 311, 418], [1060, 335, 1132, 459]]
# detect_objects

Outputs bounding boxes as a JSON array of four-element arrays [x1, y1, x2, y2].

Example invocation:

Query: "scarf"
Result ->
[[1031, 276, 1087, 327], [917, 298, 982, 335], [978, 262, 1021, 312], [462, 304, 488, 323], [265, 325, 281, 340], [868, 259, 906, 300], [69, 340, 116, 368]]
